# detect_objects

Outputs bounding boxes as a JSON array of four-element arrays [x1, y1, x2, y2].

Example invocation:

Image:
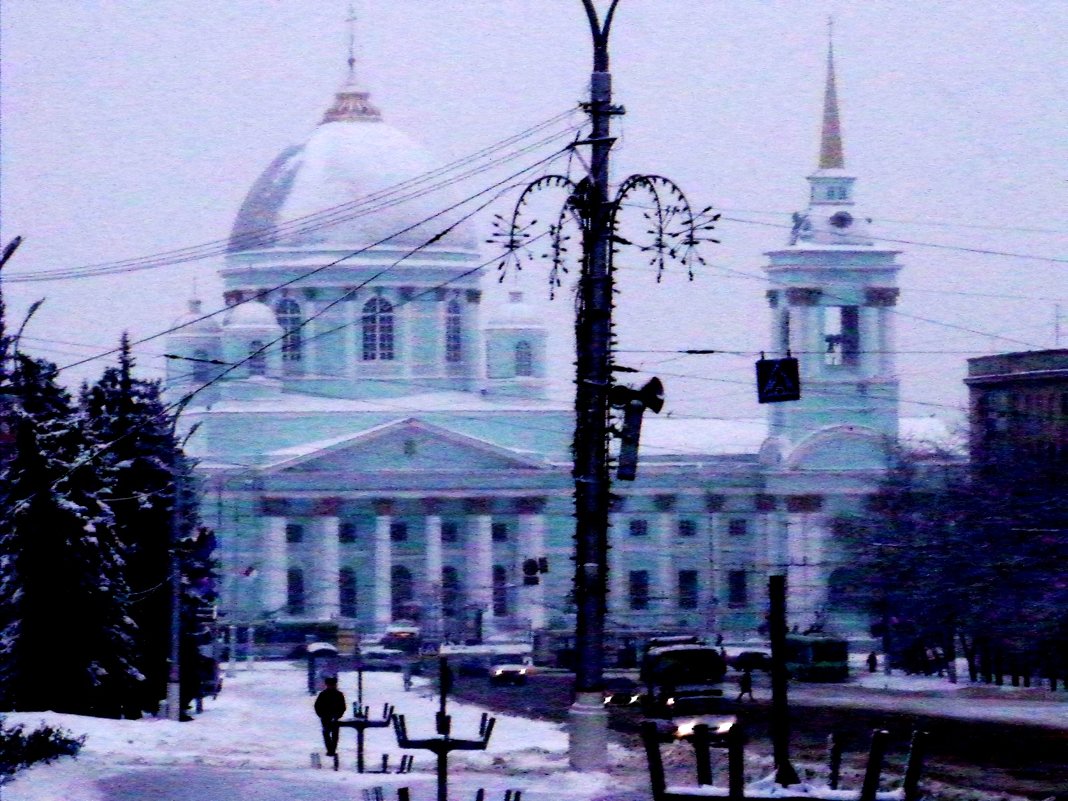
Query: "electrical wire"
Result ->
[[5, 109, 584, 283]]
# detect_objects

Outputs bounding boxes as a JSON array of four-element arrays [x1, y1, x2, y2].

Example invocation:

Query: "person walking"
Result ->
[[313, 676, 346, 757], [736, 669, 755, 702]]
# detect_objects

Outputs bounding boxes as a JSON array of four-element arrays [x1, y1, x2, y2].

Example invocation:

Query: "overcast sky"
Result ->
[[1, 1, 1064, 426]]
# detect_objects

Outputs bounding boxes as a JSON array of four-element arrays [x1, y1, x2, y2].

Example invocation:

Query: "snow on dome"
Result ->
[[228, 117, 477, 254], [222, 299, 282, 331], [171, 298, 222, 335]]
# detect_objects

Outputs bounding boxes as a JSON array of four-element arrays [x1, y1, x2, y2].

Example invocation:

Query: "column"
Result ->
[[309, 514, 340, 620], [516, 497, 548, 630], [261, 516, 288, 617], [653, 495, 676, 623], [423, 499, 444, 640], [465, 498, 494, 635], [372, 499, 394, 630]]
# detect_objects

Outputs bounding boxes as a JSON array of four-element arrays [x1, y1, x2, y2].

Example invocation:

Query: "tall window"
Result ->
[[285, 523, 304, 543], [192, 349, 212, 383], [779, 310, 791, 354], [728, 570, 748, 607], [338, 522, 357, 543], [286, 569, 305, 615], [491, 522, 509, 542], [442, 566, 461, 618], [339, 567, 357, 617], [390, 521, 408, 542], [445, 300, 462, 363], [678, 570, 699, 610], [678, 519, 697, 538], [391, 565, 413, 620], [728, 519, 747, 536], [248, 340, 267, 376], [514, 340, 533, 377], [275, 298, 303, 362], [441, 521, 459, 543], [629, 570, 650, 611], [492, 565, 509, 616], [362, 297, 395, 361]]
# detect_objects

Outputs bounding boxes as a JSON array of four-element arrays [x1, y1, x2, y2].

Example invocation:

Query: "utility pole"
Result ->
[[166, 456, 184, 721], [567, 0, 623, 770]]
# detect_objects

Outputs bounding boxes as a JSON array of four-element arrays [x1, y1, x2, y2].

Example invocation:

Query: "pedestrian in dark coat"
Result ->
[[314, 676, 346, 756], [736, 669, 755, 701]]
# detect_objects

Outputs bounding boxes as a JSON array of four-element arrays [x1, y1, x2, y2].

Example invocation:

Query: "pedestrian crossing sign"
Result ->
[[755, 356, 801, 403]]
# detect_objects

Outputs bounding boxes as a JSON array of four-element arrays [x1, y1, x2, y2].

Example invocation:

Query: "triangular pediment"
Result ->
[[263, 418, 549, 474]]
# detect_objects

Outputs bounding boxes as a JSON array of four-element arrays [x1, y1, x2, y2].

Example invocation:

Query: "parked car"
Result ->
[[730, 650, 772, 672]]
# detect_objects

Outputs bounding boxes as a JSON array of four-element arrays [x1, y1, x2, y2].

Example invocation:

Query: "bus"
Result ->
[[784, 634, 849, 682]]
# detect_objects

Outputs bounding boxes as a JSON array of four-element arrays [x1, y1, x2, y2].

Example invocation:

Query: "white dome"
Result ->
[[228, 83, 476, 254], [223, 300, 282, 331], [171, 299, 222, 336]]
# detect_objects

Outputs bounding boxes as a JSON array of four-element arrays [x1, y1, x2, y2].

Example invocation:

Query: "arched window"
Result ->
[[248, 340, 267, 376], [492, 565, 509, 616], [362, 297, 395, 361], [442, 566, 460, 618], [391, 565, 413, 620], [275, 298, 303, 362], [445, 300, 462, 363], [192, 349, 212, 384], [514, 340, 533, 377]]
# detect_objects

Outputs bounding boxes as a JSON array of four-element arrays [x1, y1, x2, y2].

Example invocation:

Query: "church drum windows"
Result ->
[[192, 349, 212, 384], [445, 299, 463, 363], [514, 340, 533, 377], [362, 296, 395, 361], [248, 340, 267, 376], [275, 298, 303, 363]]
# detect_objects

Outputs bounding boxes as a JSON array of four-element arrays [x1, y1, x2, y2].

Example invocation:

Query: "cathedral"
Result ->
[[166, 36, 922, 653]]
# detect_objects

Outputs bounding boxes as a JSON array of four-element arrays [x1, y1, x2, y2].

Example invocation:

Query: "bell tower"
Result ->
[[763, 33, 901, 447]]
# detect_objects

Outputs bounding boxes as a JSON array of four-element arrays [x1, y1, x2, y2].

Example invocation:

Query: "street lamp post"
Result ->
[[495, 0, 716, 770]]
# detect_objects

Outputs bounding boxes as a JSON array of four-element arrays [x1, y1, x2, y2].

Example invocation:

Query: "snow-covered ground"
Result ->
[[2, 663, 624, 801], [4, 659, 1067, 800]]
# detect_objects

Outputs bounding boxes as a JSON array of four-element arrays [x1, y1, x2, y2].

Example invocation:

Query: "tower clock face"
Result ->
[[829, 211, 853, 229]]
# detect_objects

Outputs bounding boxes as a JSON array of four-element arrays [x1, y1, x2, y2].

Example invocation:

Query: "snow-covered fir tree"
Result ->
[[80, 336, 177, 714], [0, 354, 140, 715]]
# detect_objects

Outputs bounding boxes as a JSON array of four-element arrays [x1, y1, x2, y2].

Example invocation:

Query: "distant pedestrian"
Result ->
[[314, 676, 346, 757], [867, 652, 878, 673], [736, 669, 755, 702]]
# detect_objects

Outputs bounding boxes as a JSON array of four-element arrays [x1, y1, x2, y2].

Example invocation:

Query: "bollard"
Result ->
[[859, 729, 888, 801], [827, 732, 843, 789], [902, 729, 928, 801]]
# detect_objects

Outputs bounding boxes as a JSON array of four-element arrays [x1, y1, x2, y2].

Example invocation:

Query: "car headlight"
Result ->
[[518, 669, 527, 675], [666, 697, 676, 706]]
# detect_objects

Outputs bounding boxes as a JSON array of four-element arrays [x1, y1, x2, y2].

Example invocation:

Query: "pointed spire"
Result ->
[[321, 2, 382, 123], [818, 18, 845, 170]]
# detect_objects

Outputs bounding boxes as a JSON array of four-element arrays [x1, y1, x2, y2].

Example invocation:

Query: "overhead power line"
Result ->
[[6, 109, 584, 283]]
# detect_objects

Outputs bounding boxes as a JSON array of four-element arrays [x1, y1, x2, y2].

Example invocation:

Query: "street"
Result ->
[[449, 670, 1068, 798]]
